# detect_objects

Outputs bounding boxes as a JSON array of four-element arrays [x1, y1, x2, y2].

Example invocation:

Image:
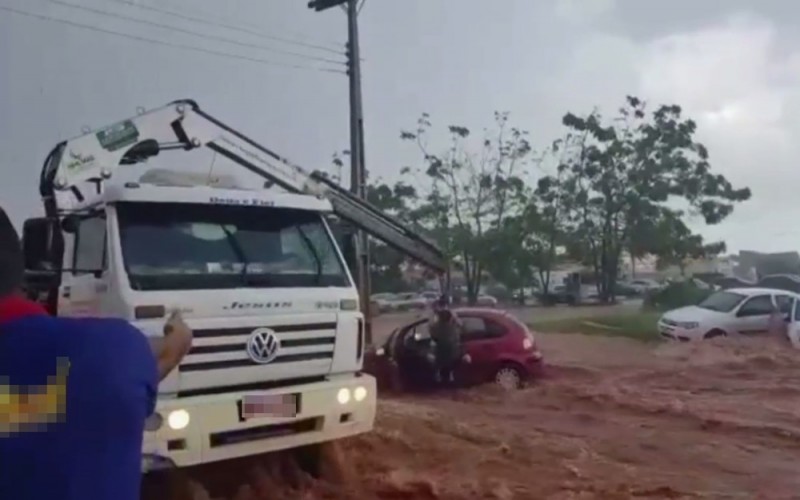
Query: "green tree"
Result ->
[[400, 112, 533, 303], [651, 210, 727, 276], [539, 96, 750, 301], [365, 179, 421, 292], [325, 151, 422, 294]]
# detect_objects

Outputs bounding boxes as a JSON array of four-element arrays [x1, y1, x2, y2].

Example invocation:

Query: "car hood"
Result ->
[[663, 305, 727, 322]]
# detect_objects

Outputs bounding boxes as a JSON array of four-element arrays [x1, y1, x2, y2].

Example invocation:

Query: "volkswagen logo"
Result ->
[[246, 328, 280, 364]]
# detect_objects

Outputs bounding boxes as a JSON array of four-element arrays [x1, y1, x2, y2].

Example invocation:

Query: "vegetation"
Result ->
[[335, 95, 751, 305], [530, 312, 662, 341], [642, 281, 714, 311]]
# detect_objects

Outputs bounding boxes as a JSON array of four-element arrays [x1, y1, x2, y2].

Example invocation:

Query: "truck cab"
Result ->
[[22, 173, 375, 467]]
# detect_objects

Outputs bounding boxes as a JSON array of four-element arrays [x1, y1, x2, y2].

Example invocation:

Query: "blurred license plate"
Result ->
[[239, 394, 299, 420]]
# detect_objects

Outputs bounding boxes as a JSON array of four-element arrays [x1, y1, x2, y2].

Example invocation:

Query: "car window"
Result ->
[[775, 295, 793, 314], [699, 291, 746, 312], [460, 316, 506, 341], [737, 295, 775, 317], [407, 319, 427, 335]]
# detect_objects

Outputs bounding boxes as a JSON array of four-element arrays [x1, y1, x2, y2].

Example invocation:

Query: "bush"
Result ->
[[642, 281, 712, 311]]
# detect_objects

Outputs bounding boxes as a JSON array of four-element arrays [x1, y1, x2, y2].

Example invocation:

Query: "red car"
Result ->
[[364, 308, 544, 391]]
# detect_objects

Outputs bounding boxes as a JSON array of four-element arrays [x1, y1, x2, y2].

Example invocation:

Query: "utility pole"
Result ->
[[308, 0, 372, 344]]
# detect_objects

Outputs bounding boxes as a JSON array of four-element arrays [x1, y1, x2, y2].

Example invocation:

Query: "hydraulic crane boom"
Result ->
[[38, 99, 448, 274]]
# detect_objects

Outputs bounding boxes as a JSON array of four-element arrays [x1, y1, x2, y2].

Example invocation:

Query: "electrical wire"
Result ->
[[106, 0, 345, 56], [0, 4, 347, 75], [45, 0, 347, 66]]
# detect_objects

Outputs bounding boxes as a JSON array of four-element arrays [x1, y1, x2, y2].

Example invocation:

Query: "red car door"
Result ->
[[456, 315, 506, 385]]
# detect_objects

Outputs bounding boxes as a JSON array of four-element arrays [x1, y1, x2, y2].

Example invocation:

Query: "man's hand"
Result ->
[[149, 310, 193, 382]]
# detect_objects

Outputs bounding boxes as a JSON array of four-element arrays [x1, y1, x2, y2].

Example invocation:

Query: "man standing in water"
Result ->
[[428, 295, 464, 385], [0, 206, 193, 500]]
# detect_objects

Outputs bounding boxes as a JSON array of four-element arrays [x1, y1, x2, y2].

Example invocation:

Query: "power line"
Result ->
[[45, 0, 347, 67], [0, 4, 346, 75], [106, 0, 345, 56]]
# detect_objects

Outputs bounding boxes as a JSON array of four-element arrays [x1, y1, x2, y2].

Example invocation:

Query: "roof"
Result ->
[[453, 307, 506, 315], [101, 182, 333, 212], [726, 287, 800, 297]]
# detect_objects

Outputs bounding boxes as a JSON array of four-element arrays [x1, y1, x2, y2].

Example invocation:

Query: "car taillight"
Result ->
[[523, 336, 534, 351]]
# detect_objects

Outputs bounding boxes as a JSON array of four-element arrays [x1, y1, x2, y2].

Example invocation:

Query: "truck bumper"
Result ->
[[142, 375, 376, 468]]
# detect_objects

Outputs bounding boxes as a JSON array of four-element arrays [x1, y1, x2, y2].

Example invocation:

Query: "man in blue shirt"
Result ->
[[0, 207, 192, 500]]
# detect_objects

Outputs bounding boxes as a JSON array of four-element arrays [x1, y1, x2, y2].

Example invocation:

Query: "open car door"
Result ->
[[788, 299, 800, 349]]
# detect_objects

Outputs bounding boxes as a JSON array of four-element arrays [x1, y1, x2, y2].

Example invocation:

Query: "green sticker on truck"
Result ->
[[96, 120, 139, 152]]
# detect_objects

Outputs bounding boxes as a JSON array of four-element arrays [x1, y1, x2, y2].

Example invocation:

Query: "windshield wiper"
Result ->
[[219, 225, 251, 285], [296, 225, 323, 285]]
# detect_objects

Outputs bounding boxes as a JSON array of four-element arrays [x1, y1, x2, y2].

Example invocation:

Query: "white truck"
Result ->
[[19, 100, 447, 472]]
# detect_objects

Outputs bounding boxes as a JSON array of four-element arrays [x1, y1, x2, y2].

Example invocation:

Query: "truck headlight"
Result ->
[[337, 388, 351, 405], [167, 409, 190, 430], [354, 386, 367, 402]]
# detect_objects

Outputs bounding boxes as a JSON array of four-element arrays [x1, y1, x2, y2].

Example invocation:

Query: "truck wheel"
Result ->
[[294, 441, 352, 484], [704, 329, 726, 339], [494, 363, 523, 390]]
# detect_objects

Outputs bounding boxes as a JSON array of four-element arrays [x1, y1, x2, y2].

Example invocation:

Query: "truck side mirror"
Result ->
[[21, 217, 56, 270]]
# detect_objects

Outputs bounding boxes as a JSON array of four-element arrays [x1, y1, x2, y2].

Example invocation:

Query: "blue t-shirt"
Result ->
[[0, 315, 158, 500]]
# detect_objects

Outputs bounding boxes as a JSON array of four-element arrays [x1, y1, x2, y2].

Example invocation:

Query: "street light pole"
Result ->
[[308, 0, 372, 344]]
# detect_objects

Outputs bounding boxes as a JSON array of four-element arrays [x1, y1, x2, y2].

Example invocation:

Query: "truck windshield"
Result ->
[[117, 202, 349, 291]]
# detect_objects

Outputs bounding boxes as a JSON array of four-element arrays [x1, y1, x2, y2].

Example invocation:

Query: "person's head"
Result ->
[[0, 207, 24, 299]]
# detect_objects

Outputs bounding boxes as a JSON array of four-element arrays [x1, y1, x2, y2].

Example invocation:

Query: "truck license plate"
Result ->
[[238, 394, 299, 420]]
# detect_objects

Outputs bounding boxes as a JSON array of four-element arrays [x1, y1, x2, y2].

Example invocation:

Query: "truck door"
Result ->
[[59, 213, 109, 317]]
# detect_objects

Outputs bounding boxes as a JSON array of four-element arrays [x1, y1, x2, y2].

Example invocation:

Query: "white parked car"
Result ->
[[629, 279, 662, 293], [370, 293, 399, 313], [475, 294, 498, 307], [392, 292, 429, 311], [658, 287, 800, 341]]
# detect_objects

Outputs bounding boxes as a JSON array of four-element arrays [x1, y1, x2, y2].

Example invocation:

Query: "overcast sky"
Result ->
[[1, 0, 799, 253]]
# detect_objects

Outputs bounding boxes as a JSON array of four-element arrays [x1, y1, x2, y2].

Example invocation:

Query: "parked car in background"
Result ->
[[628, 279, 662, 294], [363, 308, 544, 391], [392, 292, 428, 311], [614, 281, 641, 297], [370, 293, 399, 313], [418, 290, 440, 304], [475, 294, 498, 307], [658, 287, 800, 341]]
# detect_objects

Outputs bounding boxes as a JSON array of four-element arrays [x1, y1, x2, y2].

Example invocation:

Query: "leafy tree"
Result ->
[[365, 179, 421, 292], [325, 151, 421, 294], [651, 210, 727, 276], [482, 207, 541, 302], [539, 96, 750, 301], [400, 112, 533, 303]]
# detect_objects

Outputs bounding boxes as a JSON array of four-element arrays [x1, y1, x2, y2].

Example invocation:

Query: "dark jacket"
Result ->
[[429, 313, 462, 365]]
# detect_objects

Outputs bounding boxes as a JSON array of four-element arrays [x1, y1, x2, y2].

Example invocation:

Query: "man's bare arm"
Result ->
[[149, 310, 193, 382]]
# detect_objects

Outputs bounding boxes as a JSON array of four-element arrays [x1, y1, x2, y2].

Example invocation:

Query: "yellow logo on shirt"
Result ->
[[0, 357, 70, 436]]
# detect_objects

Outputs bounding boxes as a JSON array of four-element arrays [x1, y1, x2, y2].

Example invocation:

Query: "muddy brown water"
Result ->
[[160, 310, 800, 500]]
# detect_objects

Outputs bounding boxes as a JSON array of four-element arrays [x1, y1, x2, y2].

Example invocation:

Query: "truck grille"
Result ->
[[178, 322, 336, 373]]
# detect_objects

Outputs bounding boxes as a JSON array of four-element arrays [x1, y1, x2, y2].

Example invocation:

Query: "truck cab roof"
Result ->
[[102, 181, 333, 212]]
